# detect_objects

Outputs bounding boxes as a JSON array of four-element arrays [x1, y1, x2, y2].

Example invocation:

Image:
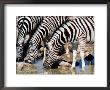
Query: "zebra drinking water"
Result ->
[[24, 16, 70, 63], [45, 16, 94, 70], [16, 16, 43, 62]]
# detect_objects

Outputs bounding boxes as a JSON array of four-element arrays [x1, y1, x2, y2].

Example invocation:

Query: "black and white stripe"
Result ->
[[16, 16, 43, 62], [24, 16, 69, 62], [44, 16, 94, 68]]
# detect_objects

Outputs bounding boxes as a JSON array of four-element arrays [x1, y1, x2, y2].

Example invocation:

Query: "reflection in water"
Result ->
[[35, 60, 44, 74]]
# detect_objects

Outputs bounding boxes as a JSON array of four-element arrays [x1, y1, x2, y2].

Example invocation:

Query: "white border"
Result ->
[[5, 4, 107, 87]]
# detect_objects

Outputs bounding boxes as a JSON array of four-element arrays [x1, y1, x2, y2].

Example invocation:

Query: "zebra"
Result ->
[[44, 16, 94, 70], [16, 16, 43, 62], [24, 16, 70, 63]]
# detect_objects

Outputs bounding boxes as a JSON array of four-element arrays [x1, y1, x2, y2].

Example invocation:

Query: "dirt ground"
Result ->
[[16, 43, 94, 74]]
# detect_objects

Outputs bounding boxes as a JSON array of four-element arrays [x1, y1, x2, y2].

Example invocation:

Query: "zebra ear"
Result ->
[[24, 35, 30, 44]]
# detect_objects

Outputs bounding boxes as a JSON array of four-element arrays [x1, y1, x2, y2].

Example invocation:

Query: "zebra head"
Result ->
[[43, 50, 60, 68], [24, 44, 39, 63], [43, 47, 71, 68]]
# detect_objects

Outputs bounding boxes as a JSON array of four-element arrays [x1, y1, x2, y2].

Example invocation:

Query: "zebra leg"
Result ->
[[71, 42, 78, 68], [79, 40, 86, 70], [80, 51, 85, 70], [71, 50, 77, 68]]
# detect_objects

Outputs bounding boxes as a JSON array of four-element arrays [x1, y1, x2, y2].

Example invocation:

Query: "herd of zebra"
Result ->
[[16, 16, 94, 71]]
